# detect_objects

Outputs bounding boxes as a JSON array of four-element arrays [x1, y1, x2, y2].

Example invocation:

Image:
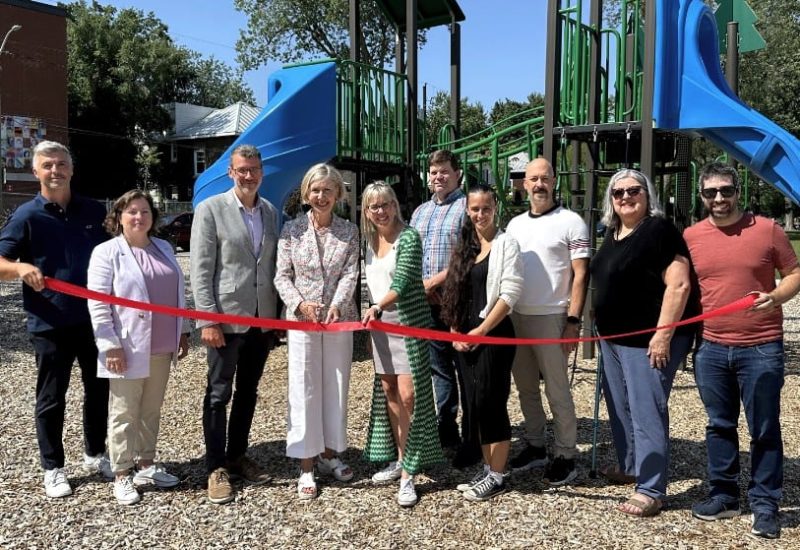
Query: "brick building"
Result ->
[[0, 0, 68, 208]]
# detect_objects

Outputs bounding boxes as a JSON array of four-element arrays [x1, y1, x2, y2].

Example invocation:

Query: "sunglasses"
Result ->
[[700, 185, 738, 199], [611, 186, 644, 200]]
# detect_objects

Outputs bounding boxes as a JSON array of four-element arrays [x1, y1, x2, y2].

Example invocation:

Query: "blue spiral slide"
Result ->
[[653, 0, 800, 203], [192, 61, 337, 211]]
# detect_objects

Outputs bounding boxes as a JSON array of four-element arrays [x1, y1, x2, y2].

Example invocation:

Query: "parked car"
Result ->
[[157, 212, 193, 251]]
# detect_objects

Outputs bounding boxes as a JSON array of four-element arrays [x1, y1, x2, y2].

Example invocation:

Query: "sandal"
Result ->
[[600, 466, 636, 485], [297, 471, 317, 500], [618, 494, 662, 517], [317, 455, 354, 482]]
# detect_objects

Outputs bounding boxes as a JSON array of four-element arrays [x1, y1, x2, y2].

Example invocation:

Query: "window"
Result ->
[[193, 148, 206, 176]]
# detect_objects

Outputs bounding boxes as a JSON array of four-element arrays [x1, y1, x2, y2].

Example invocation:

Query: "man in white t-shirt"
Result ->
[[505, 158, 590, 486]]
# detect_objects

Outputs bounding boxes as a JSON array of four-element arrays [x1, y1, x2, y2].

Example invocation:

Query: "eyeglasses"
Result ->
[[367, 202, 393, 213], [232, 167, 262, 177], [700, 185, 738, 199], [611, 186, 644, 200]]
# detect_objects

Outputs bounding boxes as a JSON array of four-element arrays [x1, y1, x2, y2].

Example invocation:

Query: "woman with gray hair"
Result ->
[[589, 168, 698, 517], [360, 181, 443, 507]]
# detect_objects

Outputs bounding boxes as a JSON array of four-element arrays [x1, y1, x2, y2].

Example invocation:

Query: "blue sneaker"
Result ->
[[691, 498, 740, 521], [750, 512, 780, 539]]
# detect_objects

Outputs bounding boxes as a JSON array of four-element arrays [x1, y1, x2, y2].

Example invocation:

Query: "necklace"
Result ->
[[615, 217, 646, 240], [310, 211, 331, 233]]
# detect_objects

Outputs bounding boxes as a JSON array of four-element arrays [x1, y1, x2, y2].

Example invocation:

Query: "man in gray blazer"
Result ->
[[190, 144, 280, 504]]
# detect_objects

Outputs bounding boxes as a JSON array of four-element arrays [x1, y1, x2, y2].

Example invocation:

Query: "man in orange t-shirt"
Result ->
[[684, 162, 800, 540]]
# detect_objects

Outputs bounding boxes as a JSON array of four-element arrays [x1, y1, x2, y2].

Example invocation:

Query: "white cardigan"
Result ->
[[479, 231, 524, 318], [87, 236, 187, 379]]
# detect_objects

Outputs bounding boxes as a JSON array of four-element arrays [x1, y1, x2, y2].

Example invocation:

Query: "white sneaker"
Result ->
[[372, 461, 403, 484], [44, 468, 72, 498], [133, 464, 180, 488], [83, 453, 114, 480], [317, 456, 354, 482], [397, 477, 418, 507], [113, 475, 141, 505]]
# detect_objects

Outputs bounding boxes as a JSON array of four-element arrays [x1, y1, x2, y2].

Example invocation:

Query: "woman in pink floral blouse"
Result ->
[[274, 163, 360, 500]]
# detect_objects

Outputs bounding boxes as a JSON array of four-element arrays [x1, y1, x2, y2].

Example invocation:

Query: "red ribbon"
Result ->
[[45, 277, 756, 346]]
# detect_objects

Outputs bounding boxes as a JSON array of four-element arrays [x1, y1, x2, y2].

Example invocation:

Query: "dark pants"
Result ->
[[429, 305, 470, 447], [203, 328, 272, 473], [694, 339, 785, 514], [30, 323, 109, 470], [458, 319, 515, 446]]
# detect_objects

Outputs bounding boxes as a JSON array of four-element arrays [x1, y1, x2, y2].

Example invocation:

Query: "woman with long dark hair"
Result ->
[[441, 184, 523, 501]]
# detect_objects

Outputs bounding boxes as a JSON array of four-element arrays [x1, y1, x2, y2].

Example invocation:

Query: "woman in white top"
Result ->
[[361, 182, 443, 508], [441, 183, 523, 502]]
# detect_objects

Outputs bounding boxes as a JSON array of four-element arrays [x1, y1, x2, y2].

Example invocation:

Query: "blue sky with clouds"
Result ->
[[40, 0, 548, 110]]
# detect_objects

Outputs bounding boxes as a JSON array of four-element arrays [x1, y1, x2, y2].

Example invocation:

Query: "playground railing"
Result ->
[[336, 60, 408, 165], [425, 113, 546, 223], [558, 0, 644, 126]]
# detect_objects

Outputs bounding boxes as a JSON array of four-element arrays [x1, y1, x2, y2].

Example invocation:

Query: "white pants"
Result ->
[[286, 330, 353, 459]]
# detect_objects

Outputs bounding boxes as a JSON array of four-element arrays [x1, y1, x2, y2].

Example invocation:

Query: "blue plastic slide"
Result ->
[[653, 0, 800, 203], [192, 61, 337, 211]]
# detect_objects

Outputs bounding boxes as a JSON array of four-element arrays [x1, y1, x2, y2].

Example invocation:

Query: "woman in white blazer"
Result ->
[[87, 190, 189, 505], [441, 183, 523, 502]]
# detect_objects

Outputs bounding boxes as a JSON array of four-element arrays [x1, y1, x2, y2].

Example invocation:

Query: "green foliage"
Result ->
[[737, 0, 800, 137], [423, 91, 487, 150], [712, 0, 800, 215], [65, 1, 254, 199], [233, 0, 423, 69], [189, 57, 257, 107], [487, 93, 545, 144]]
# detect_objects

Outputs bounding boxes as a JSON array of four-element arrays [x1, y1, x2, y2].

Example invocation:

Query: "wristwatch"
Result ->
[[372, 304, 383, 319], [566, 315, 581, 325]]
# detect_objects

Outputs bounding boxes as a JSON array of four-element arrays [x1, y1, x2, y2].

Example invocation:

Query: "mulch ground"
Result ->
[[1, 255, 799, 549]]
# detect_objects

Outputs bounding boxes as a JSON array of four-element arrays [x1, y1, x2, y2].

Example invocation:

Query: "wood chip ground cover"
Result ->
[[0, 256, 798, 548]]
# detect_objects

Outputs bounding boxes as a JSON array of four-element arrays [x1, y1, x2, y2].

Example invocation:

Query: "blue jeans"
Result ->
[[599, 333, 692, 500], [429, 305, 467, 445], [694, 339, 785, 514]]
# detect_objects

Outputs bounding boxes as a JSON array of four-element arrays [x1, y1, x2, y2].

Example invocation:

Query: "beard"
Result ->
[[709, 202, 734, 218]]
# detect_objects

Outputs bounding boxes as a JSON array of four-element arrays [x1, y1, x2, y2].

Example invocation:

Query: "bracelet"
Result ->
[[372, 304, 383, 319], [566, 315, 581, 325]]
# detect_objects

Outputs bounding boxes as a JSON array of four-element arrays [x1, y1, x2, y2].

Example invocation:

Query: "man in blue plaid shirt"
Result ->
[[410, 150, 479, 467]]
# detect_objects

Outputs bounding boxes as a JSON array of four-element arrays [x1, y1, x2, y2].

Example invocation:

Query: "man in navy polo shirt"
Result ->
[[0, 140, 112, 498]]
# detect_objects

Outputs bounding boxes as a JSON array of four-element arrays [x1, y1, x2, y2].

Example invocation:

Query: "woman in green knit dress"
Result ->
[[361, 182, 444, 507]]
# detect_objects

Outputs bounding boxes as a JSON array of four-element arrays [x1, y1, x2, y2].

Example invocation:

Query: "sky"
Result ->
[[37, 0, 548, 110]]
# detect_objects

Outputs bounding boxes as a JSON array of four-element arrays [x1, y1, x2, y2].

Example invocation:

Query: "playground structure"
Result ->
[[194, 0, 466, 216], [194, 0, 800, 233]]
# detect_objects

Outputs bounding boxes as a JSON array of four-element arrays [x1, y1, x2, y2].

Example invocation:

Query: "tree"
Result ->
[[65, 1, 254, 199], [189, 57, 256, 107], [488, 93, 545, 143], [233, 0, 425, 70], [423, 91, 487, 151]]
